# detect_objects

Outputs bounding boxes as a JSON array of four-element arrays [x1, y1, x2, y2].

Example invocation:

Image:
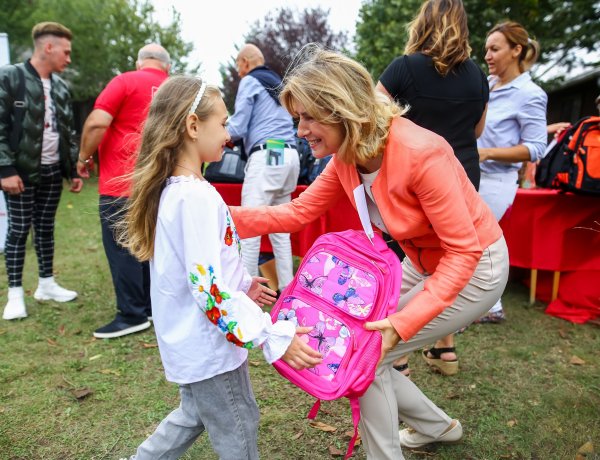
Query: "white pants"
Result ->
[[479, 171, 518, 313], [358, 237, 509, 459], [241, 148, 300, 289]]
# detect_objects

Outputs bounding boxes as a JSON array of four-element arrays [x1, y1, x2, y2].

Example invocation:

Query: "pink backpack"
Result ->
[[270, 229, 402, 459]]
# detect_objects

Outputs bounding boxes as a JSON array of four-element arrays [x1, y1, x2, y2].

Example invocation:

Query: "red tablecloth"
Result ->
[[499, 188, 600, 322], [215, 183, 362, 256], [499, 189, 600, 271]]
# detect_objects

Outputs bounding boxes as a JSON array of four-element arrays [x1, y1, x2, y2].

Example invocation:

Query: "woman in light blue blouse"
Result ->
[[477, 21, 548, 322]]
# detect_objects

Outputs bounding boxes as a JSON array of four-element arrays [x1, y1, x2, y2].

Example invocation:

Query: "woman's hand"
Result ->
[[246, 276, 277, 307], [281, 326, 323, 369], [364, 318, 401, 366], [478, 148, 490, 162]]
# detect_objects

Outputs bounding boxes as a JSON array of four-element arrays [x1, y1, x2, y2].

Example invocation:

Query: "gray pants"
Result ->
[[358, 236, 509, 459], [132, 361, 260, 460]]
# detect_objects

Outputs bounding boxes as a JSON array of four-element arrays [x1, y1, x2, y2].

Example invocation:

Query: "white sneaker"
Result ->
[[3, 287, 27, 320], [34, 276, 77, 302], [399, 419, 463, 448]]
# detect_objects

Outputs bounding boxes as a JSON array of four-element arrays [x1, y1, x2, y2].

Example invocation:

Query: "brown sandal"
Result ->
[[422, 347, 459, 376]]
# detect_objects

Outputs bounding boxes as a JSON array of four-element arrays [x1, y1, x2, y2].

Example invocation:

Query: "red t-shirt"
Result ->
[[94, 67, 168, 197]]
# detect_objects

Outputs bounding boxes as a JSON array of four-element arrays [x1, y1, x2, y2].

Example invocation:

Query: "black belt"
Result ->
[[249, 143, 297, 154]]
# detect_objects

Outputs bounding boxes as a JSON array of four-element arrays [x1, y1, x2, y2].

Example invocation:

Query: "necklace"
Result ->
[[175, 163, 204, 180]]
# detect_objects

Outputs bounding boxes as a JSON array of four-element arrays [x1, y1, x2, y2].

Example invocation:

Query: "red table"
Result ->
[[215, 183, 362, 256], [499, 188, 600, 322]]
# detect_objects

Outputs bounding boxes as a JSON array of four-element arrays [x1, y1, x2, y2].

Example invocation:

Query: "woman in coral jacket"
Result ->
[[231, 46, 509, 459]]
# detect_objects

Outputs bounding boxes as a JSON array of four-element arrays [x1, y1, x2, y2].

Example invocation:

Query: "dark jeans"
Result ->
[[99, 195, 151, 323]]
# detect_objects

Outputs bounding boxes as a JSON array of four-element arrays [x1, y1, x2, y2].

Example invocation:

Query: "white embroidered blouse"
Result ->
[[150, 176, 296, 384]]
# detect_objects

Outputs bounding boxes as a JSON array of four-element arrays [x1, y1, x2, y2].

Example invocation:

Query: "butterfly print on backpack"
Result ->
[[299, 273, 327, 295]]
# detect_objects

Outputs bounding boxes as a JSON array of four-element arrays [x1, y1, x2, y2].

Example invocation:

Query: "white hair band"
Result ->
[[189, 81, 207, 114]]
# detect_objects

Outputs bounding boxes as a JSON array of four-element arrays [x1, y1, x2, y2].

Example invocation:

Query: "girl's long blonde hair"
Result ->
[[404, 0, 471, 76], [488, 21, 540, 73], [280, 45, 406, 165], [117, 76, 220, 261]]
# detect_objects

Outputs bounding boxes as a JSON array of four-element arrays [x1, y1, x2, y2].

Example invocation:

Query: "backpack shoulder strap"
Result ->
[[345, 397, 361, 460], [306, 397, 361, 460], [9, 65, 26, 152]]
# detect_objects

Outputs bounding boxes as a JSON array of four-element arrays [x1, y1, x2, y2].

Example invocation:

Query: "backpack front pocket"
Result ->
[[298, 250, 379, 319], [277, 296, 353, 382]]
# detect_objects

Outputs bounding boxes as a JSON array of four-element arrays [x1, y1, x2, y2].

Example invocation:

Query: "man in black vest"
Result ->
[[227, 44, 299, 292]]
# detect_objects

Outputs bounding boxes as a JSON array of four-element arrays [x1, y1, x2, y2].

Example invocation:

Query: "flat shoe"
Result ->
[[399, 419, 463, 448], [422, 347, 459, 376]]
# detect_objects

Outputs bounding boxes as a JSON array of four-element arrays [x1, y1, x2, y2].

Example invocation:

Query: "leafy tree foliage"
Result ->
[[0, 0, 195, 100], [220, 7, 349, 112], [355, 0, 600, 87]]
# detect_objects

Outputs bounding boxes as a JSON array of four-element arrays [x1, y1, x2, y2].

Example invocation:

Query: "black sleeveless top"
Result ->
[[379, 53, 489, 189]]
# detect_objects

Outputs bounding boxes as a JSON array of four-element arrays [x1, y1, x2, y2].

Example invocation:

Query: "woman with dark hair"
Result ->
[[376, 0, 489, 376], [477, 21, 547, 323]]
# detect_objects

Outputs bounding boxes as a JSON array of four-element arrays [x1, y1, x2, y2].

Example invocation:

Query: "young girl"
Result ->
[[119, 76, 321, 459]]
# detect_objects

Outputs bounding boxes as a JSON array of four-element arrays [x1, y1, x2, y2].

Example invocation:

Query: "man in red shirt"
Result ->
[[77, 43, 170, 338]]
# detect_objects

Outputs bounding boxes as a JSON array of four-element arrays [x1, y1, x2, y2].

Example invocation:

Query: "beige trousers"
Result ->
[[358, 236, 509, 459]]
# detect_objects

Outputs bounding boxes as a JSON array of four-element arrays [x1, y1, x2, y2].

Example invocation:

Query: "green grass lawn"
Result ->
[[0, 179, 598, 460]]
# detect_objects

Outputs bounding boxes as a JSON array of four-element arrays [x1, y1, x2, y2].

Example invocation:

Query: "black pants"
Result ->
[[3, 164, 62, 287], [99, 195, 151, 322]]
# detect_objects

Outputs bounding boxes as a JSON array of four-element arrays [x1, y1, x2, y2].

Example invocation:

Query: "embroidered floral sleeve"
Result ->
[[189, 263, 254, 349]]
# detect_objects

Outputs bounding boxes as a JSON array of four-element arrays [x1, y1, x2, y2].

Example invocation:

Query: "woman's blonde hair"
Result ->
[[118, 76, 221, 261], [280, 46, 406, 165], [405, 0, 471, 76], [488, 21, 540, 72]]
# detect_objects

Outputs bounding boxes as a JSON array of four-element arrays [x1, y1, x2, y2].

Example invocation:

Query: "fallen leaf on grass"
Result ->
[[469, 384, 476, 389], [89, 354, 102, 361], [71, 388, 93, 400], [249, 361, 261, 367], [343, 431, 361, 446], [309, 421, 337, 432], [576, 440, 594, 459], [445, 392, 460, 399], [58, 324, 66, 336], [66, 203, 73, 209], [47, 338, 58, 346], [558, 328, 568, 339], [570, 355, 586, 365], [141, 342, 158, 349], [507, 419, 517, 427], [99, 369, 121, 376], [328, 445, 344, 456], [291, 431, 303, 440]]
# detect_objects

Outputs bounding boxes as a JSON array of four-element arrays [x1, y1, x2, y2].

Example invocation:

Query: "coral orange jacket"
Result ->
[[231, 117, 502, 341]]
